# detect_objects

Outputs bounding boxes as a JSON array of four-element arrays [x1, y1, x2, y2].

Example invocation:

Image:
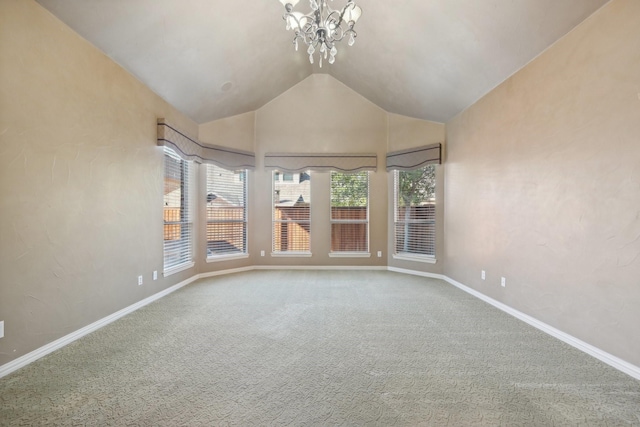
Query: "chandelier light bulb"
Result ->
[[277, 0, 362, 65], [344, 5, 362, 24]]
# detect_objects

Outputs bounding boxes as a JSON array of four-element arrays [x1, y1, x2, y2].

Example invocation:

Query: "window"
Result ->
[[330, 171, 369, 253], [394, 165, 436, 258], [282, 173, 294, 182], [272, 171, 311, 254], [163, 147, 194, 273], [205, 164, 248, 259]]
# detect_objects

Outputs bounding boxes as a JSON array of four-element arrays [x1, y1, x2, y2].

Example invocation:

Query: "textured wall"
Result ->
[[198, 111, 255, 153], [445, 0, 640, 367], [0, 0, 198, 365]]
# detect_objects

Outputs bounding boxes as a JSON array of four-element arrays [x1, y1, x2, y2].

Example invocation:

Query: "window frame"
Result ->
[[393, 165, 437, 264], [163, 147, 195, 276], [329, 171, 370, 257], [205, 164, 249, 263], [271, 170, 312, 257]]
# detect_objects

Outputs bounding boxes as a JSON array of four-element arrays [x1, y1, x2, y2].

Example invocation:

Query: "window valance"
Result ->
[[386, 143, 441, 171], [157, 119, 255, 170], [264, 153, 377, 173]]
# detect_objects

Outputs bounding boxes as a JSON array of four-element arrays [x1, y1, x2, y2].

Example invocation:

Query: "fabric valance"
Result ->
[[264, 153, 377, 173], [157, 119, 256, 170], [386, 143, 441, 171]]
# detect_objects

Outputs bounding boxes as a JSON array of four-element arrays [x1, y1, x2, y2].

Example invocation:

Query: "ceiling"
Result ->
[[36, 0, 608, 124]]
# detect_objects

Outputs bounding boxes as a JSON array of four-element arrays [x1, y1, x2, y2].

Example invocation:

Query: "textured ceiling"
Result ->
[[36, 0, 608, 124]]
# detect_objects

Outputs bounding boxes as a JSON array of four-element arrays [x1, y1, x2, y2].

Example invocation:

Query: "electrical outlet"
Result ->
[[501, 277, 506, 287], [481, 270, 486, 280], [0, 321, 4, 339], [153, 271, 158, 281], [138, 275, 143, 286], [377, 251, 382, 257], [261, 250, 265, 257]]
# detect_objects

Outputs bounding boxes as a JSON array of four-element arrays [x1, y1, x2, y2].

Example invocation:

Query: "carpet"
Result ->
[[1, 270, 639, 425]]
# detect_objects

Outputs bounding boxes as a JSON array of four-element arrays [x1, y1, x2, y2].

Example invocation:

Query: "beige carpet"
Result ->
[[1, 270, 639, 426]]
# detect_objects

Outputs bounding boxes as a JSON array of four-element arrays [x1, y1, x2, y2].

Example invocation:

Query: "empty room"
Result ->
[[1, 0, 639, 425]]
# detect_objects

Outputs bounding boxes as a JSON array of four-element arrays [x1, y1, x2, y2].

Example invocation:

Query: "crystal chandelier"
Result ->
[[277, 0, 362, 67]]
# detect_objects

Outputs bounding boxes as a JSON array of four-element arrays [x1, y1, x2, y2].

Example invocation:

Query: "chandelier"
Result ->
[[277, 0, 362, 67]]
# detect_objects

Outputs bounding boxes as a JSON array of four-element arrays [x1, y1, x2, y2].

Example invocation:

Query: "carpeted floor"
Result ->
[[1, 270, 639, 426]]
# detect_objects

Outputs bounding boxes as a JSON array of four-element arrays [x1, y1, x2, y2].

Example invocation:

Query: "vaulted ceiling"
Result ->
[[36, 0, 608, 124]]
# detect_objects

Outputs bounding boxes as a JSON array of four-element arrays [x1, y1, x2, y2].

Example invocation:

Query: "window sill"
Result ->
[[206, 253, 249, 263], [271, 252, 312, 258], [328, 252, 371, 258], [392, 254, 437, 264], [163, 261, 195, 277]]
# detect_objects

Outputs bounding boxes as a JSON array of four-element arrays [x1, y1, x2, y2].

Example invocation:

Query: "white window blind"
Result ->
[[394, 165, 436, 257], [206, 164, 248, 258], [330, 171, 369, 252], [272, 171, 311, 253], [163, 147, 194, 273]]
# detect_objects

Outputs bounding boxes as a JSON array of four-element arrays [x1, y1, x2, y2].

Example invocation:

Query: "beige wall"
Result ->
[[0, 0, 198, 365], [198, 111, 255, 153], [444, 0, 640, 366]]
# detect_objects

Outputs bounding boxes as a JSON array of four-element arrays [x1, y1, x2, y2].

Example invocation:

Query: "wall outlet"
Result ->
[[501, 277, 506, 287], [0, 321, 4, 339], [153, 271, 158, 281], [260, 250, 265, 257], [377, 251, 382, 258], [138, 275, 143, 286], [481, 270, 486, 280]]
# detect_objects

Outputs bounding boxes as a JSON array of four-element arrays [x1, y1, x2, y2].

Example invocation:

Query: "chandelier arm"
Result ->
[[328, 25, 345, 42]]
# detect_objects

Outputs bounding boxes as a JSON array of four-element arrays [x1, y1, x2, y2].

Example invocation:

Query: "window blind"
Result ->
[[330, 171, 369, 252], [206, 164, 248, 257], [163, 147, 194, 272], [273, 171, 311, 253], [394, 165, 436, 257]]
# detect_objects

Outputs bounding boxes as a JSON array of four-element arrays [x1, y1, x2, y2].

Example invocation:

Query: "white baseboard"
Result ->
[[2, 265, 639, 382], [390, 267, 640, 380], [253, 265, 387, 271], [387, 266, 445, 281], [0, 274, 198, 379], [198, 266, 254, 279], [441, 275, 640, 380], [0, 264, 387, 378]]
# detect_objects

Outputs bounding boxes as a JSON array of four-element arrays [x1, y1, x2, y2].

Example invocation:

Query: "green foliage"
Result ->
[[398, 165, 436, 207], [331, 171, 368, 207]]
